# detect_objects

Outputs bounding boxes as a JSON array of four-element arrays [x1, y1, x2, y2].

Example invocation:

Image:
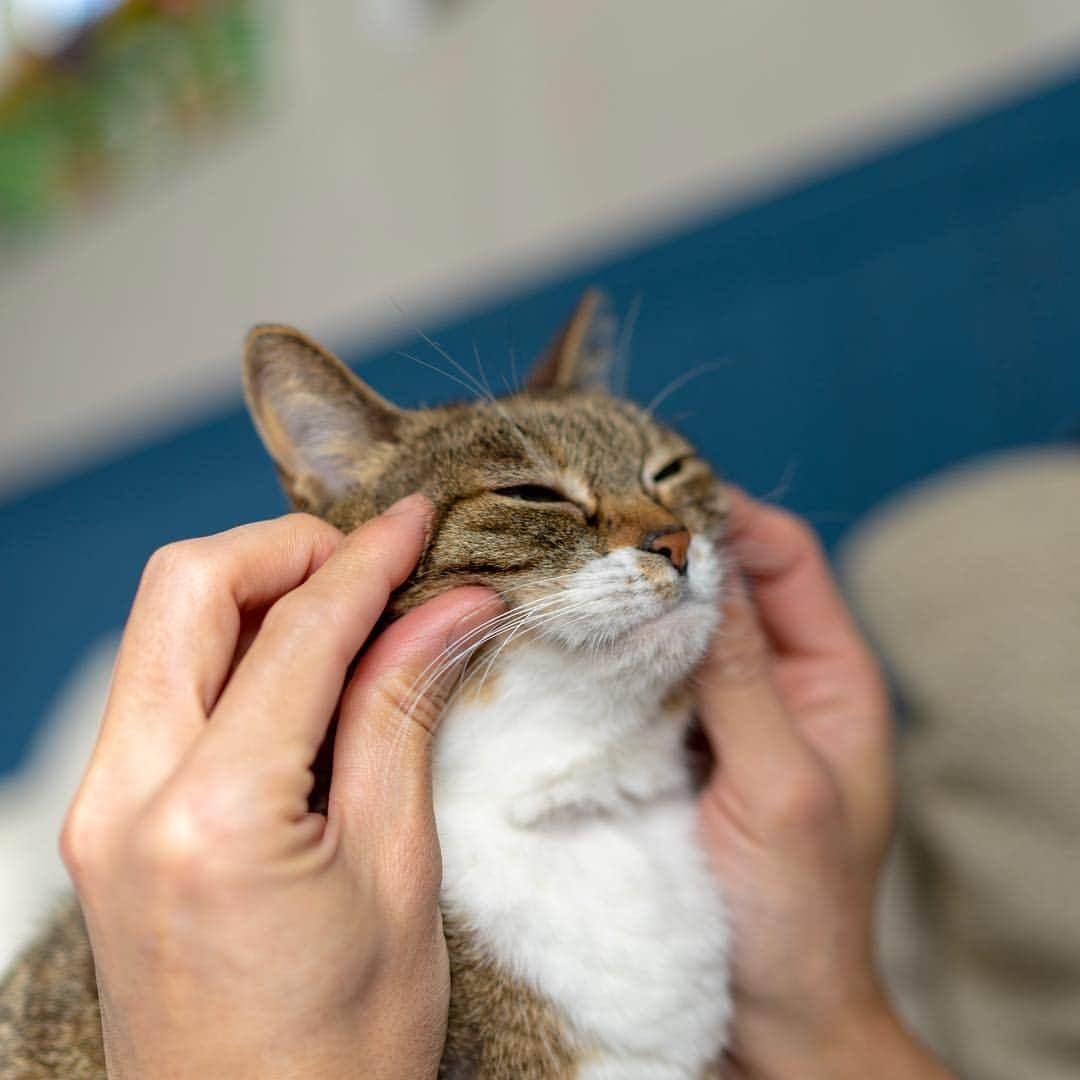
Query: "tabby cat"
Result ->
[[0, 291, 732, 1078]]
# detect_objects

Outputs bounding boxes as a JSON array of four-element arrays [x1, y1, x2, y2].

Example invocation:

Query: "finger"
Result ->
[[329, 589, 503, 853], [206, 494, 433, 764], [695, 573, 826, 827], [88, 514, 343, 801], [720, 488, 891, 855], [722, 487, 868, 660]]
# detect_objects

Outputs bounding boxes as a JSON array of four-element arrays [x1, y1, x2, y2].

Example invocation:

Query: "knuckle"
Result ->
[[286, 510, 338, 541], [264, 589, 319, 632], [777, 510, 822, 558], [263, 589, 344, 645], [372, 669, 440, 737], [285, 510, 323, 530], [762, 765, 842, 834], [282, 511, 343, 560], [139, 539, 216, 601], [136, 803, 205, 877], [710, 625, 769, 684], [134, 791, 242, 893], [59, 802, 104, 884]]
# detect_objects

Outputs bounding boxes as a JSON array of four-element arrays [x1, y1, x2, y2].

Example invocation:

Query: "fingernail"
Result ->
[[384, 492, 432, 519]]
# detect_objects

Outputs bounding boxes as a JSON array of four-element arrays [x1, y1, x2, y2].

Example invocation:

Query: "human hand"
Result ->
[[696, 489, 952, 1079], [61, 497, 498, 1080]]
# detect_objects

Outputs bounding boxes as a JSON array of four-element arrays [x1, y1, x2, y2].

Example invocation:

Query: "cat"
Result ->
[[0, 291, 732, 1078]]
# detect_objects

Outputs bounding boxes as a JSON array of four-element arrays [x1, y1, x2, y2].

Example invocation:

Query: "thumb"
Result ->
[[329, 587, 503, 841], [696, 574, 817, 805]]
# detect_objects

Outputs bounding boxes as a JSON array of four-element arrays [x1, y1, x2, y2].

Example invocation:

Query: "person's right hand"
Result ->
[[695, 489, 953, 1079], [62, 496, 498, 1080]]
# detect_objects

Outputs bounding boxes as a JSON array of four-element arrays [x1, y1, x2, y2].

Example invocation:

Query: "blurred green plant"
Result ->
[[0, 0, 266, 248]]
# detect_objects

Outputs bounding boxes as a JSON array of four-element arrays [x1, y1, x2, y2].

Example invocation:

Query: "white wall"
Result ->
[[3, 0, 1080, 496]]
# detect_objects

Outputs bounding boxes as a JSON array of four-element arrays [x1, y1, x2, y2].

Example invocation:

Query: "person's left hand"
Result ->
[[62, 496, 498, 1080], [693, 490, 950, 1079]]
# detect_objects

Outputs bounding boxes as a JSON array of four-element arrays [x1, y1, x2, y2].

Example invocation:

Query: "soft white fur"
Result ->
[[434, 535, 731, 1077]]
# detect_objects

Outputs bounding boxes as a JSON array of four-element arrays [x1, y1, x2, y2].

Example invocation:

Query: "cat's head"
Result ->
[[243, 291, 728, 684]]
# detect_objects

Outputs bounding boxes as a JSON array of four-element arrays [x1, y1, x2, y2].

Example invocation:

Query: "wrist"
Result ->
[[730, 987, 952, 1080], [101, 999, 441, 1080]]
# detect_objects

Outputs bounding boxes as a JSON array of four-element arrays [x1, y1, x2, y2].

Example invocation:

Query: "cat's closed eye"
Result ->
[[494, 484, 569, 503], [652, 456, 691, 483], [492, 484, 596, 526]]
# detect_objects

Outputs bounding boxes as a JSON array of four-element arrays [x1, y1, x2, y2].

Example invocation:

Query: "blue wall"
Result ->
[[4, 66, 1080, 774]]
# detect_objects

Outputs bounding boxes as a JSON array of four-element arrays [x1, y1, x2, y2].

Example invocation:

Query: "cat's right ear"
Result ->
[[244, 325, 402, 509], [526, 289, 617, 393]]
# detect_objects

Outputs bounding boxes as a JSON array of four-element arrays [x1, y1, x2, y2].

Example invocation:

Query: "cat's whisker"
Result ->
[[454, 588, 610, 664], [645, 359, 729, 416], [395, 591, 592, 733], [486, 589, 617, 654], [398, 600, 579, 736], [435, 586, 586, 654], [469, 594, 611, 697], [389, 297, 495, 405], [463, 618, 537, 701], [509, 340, 521, 393], [382, 629, 508, 772], [412, 330, 544, 463], [400, 350, 489, 404], [403, 313, 570, 480], [755, 457, 800, 504], [487, 399, 545, 465], [399, 611, 529, 713], [416, 328, 495, 404], [468, 593, 599, 682], [473, 342, 495, 402], [615, 291, 643, 398], [401, 347, 541, 463], [397, 349, 543, 465], [398, 585, 620, 735], [423, 335, 548, 469]]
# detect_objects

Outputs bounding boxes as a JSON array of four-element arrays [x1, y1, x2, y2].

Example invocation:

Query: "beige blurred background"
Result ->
[[5, 0, 1080, 496], [3, 5, 1080, 1076]]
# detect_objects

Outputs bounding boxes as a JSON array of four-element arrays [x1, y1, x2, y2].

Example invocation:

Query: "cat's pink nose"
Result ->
[[644, 529, 691, 574]]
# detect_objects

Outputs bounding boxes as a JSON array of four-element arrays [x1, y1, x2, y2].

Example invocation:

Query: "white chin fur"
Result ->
[[434, 532, 732, 1070], [538, 534, 722, 684]]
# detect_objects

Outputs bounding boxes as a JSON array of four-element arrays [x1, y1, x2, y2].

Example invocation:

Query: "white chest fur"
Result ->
[[433, 642, 731, 1077]]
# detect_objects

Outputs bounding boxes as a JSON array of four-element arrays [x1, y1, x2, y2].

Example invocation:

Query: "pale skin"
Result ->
[[698, 489, 954, 1079], [62, 490, 953, 1079]]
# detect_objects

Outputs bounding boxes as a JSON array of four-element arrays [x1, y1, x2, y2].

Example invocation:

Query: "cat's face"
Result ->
[[244, 292, 727, 678]]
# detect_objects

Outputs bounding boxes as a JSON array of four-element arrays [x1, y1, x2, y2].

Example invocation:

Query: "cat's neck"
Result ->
[[433, 639, 696, 827]]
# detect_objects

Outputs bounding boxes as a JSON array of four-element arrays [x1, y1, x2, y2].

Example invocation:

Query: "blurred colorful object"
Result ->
[[0, 0, 265, 246]]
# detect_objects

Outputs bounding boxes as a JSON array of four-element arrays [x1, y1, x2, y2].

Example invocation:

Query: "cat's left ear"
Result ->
[[244, 325, 403, 510], [526, 289, 616, 392]]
